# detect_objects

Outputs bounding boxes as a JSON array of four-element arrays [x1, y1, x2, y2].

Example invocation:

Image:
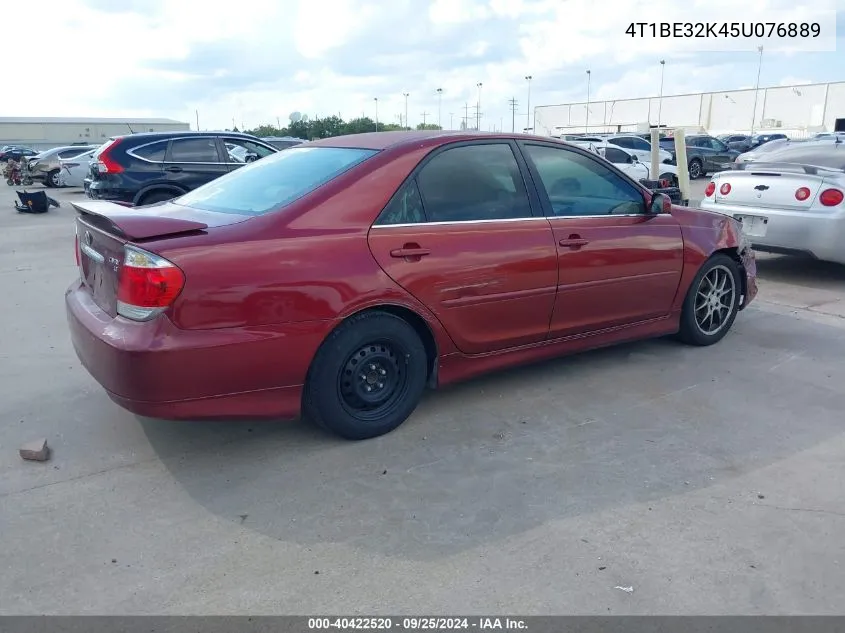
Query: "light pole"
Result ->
[[750, 46, 764, 135], [374, 98, 379, 131], [436, 88, 443, 129], [585, 70, 591, 134], [402, 93, 409, 130], [476, 82, 483, 130], [657, 60, 665, 131], [525, 75, 532, 132], [449, 112, 454, 129]]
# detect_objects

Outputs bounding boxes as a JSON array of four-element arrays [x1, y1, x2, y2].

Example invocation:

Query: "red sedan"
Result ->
[[66, 131, 758, 439]]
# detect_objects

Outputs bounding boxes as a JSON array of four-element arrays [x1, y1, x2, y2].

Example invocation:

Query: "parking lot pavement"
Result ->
[[2, 183, 844, 615]]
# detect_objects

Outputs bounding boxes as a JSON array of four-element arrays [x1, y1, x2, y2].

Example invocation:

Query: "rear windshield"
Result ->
[[174, 146, 379, 216]]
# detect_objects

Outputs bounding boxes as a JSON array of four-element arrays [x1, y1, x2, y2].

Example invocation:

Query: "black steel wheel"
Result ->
[[677, 253, 741, 346], [304, 311, 429, 440]]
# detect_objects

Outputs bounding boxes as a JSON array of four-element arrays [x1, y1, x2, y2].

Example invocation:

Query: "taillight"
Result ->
[[705, 181, 716, 197], [720, 183, 731, 195], [74, 233, 80, 266], [795, 187, 811, 201], [95, 138, 124, 174], [116, 245, 185, 321], [819, 188, 844, 207]]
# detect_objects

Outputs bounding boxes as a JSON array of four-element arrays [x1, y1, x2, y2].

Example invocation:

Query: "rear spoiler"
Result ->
[[71, 200, 208, 241], [728, 162, 845, 175]]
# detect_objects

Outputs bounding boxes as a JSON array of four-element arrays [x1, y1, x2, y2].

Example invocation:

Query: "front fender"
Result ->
[[669, 206, 749, 311]]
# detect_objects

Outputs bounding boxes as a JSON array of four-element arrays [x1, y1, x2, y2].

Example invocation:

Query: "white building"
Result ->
[[534, 81, 845, 138], [0, 117, 190, 150]]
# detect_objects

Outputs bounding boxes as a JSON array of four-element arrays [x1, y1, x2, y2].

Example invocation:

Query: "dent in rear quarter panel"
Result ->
[[670, 205, 746, 311]]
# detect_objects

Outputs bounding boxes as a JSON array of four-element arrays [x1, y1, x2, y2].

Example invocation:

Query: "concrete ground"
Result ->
[[1, 180, 844, 615]]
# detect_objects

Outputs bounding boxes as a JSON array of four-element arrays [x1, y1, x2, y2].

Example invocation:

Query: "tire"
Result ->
[[688, 158, 703, 180], [47, 170, 61, 187], [5, 178, 12, 186], [138, 190, 177, 206], [303, 311, 428, 440], [677, 253, 741, 346]]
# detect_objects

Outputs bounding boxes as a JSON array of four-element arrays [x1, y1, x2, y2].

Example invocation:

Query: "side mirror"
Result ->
[[630, 154, 638, 163], [649, 193, 672, 214]]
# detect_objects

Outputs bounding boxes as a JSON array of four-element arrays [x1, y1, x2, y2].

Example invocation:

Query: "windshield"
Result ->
[[174, 146, 379, 216]]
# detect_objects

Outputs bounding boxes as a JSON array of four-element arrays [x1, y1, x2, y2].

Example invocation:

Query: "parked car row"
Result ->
[[0, 145, 39, 163], [3, 133, 307, 202], [84, 131, 298, 206]]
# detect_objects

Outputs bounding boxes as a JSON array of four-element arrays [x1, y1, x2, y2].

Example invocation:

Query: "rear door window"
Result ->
[[603, 147, 632, 163], [167, 138, 221, 163], [415, 143, 532, 222]]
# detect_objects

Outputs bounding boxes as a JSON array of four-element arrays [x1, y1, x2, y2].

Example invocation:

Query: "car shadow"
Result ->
[[755, 253, 845, 289], [139, 308, 845, 561]]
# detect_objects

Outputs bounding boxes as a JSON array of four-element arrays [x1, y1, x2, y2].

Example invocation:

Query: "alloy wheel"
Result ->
[[694, 264, 736, 335]]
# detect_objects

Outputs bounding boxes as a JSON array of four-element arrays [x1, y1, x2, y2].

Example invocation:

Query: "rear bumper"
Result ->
[[701, 200, 845, 266], [65, 280, 333, 420], [86, 182, 136, 204]]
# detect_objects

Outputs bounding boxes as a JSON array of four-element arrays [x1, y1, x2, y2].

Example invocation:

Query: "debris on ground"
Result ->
[[614, 585, 634, 593], [757, 493, 766, 499], [19, 438, 50, 462]]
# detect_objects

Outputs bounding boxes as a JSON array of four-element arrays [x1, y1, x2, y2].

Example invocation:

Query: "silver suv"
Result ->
[[25, 145, 100, 187]]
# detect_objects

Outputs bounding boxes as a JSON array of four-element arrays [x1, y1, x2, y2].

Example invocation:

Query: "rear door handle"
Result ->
[[559, 236, 589, 249], [163, 165, 183, 173], [390, 247, 431, 258]]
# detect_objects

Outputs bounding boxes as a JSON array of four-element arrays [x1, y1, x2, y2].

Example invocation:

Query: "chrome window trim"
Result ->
[[126, 139, 172, 163], [372, 214, 648, 228], [127, 136, 226, 164]]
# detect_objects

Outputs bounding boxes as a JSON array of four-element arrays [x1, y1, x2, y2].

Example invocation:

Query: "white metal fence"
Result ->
[[535, 81, 845, 137]]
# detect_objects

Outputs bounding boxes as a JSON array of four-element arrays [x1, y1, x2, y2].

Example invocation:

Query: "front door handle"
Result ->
[[559, 235, 589, 249], [163, 165, 183, 173], [390, 243, 430, 260]]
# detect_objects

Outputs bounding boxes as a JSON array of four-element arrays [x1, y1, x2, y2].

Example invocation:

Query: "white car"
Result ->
[[700, 145, 845, 265], [570, 141, 681, 185], [58, 148, 97, 188], [578, 134, 674, 164]]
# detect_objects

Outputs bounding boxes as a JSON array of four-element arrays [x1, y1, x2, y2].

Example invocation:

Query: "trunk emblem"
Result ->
[[754, 185, 769, 191]]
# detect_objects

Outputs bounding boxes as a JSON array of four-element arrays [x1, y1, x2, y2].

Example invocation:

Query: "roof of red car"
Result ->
[[307, 130, 557, 151]]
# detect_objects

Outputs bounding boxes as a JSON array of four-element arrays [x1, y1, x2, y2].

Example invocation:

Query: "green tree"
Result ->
[[416, 123, 442, 130], [249, 123, 284, 137], [342, 117, 378, 135], [309, 115, 345, 139], [287, 119, 310, 139]]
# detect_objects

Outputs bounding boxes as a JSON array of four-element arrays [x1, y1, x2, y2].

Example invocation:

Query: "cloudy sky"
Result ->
[[7, 0, 845, 132]]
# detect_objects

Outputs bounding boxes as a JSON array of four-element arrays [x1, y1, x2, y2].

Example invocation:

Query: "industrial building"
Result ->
[[0, 117, 190, 150], [534, 80, 845, 138]]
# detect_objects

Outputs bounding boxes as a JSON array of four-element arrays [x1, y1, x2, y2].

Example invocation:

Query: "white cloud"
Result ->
[[2, 0, 842, 133]]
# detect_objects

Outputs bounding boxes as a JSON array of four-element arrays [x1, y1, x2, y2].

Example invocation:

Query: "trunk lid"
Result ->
[[72, 200, 250, 316], [712, 164, 835, 211]]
